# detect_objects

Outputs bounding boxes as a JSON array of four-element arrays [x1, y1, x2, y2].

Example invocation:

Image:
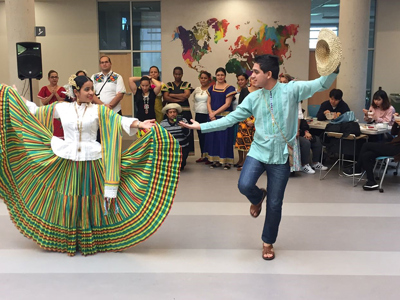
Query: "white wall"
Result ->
[[34, 0, 99, 87], [373, 0, 400, 95], [0, 2, 9, 84], [161, 0, 311, 88], [0, 0, 99, 89], [1, 0, 310, 90]]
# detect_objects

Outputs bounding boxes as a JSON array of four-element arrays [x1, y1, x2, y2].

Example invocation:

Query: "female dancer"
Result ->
[[204, 67, 236, 169], [38, 70, 66, 138], [0, 76, 181, 256]]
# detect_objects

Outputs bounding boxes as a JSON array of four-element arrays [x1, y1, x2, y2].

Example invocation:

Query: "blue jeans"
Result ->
[[238, 156, 290, 244]]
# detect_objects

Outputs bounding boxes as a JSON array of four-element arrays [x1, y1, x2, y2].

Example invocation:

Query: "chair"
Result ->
[[357, 156, 399, 193], [320, 132, 369, 186], [307, 104, 320, 118]]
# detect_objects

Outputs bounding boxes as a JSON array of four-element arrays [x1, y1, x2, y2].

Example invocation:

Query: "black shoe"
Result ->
[[363, 181, 379, 190], [343, 168, 363, 177]]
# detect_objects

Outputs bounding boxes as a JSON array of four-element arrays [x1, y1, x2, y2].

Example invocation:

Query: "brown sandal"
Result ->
[[249, 188, 266, 218], [262, 244, 275, 260]]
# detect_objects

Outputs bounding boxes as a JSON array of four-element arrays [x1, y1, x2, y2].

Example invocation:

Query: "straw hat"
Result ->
[[315, 28, 342, 76], [162, 103, 182, 115]]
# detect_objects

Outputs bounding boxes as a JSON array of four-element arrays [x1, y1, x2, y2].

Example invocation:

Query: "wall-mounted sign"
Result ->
[[35, 27, 46, 37]]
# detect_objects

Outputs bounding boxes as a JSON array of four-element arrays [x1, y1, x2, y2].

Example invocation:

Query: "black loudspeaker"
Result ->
[[16, 42, 43, 80]]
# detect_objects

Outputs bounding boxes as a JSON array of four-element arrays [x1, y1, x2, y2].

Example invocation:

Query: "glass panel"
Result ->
[[98, 2, 131, 50], [368, 0, 376, 48], [132, 2, 161, 51], [365, 50, 374, 109], [132, 52, 162, 78]]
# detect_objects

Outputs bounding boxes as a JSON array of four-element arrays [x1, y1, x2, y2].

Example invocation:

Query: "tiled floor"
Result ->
[[1, 144, 400, 299]]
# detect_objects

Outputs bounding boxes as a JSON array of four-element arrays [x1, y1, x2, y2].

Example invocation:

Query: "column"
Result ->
[[337, 0, 371, 121], [5, 0, 39, 102]]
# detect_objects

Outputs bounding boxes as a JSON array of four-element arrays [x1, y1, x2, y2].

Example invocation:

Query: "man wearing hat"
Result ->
[[180, 31, 341, 261], [160, 103, 190, 171], [316, 88, 351, 121]]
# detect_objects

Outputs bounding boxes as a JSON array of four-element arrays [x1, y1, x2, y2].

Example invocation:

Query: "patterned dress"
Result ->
[[0, 85, 181, 256], [235, 88, 255, 151], [203, 85, 237, 164]]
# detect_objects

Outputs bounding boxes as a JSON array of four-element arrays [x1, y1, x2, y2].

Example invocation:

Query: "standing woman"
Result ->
[[129, 75, 161, 121], [38, 70, 66, 138], [235, 76, 257, 171], [0, 76, 181, 256], [204, 67, 236, 169], [192, 71, 212, 163], [162, 67, 194, 155], [149, 66, 165, 123]]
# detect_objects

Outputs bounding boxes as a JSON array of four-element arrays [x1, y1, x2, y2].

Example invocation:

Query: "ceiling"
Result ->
[[310, 0, 375, 26]]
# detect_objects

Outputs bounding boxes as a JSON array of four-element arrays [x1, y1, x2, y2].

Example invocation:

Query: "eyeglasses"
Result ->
[[50, 76, 58, 79]]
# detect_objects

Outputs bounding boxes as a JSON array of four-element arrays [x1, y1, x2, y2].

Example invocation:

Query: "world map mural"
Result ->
[[172, 18, 300, 76]]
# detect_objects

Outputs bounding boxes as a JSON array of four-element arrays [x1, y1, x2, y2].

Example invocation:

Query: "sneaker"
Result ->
[[312, 162, 328, 171], [301, 164, 315, 174], [343, 167, 363, 177], [363, 181, 379, 190]]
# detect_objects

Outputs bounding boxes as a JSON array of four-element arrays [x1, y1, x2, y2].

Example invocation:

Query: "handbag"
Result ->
[[264, 93, 294, 166]]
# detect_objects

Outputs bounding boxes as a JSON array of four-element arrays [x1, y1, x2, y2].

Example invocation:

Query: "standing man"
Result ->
[[91, 56, 126, 115], [180, 54, 338, 260]]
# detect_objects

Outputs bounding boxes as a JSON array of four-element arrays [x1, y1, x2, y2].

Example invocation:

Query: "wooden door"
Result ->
[[100, 52, 132, 116]]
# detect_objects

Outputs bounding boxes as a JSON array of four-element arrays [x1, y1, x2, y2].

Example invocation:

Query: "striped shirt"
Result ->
[[160, 118, 190, 147]]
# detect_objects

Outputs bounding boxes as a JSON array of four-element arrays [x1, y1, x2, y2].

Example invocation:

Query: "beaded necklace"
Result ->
[[74, 102, 89, 152], [143, 94, 150, 114]]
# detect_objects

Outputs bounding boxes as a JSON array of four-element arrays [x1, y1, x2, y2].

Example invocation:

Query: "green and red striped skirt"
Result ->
[[0, 85, 181, 256]]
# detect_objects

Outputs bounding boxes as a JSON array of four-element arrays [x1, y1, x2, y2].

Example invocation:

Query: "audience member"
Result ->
[[298, 118, 328, 174], [148, 66, 165, 123], [160, 103, 190, 171], [344, 113, 400, 190], [192, 71, 212, 163], [38, 70, 66, 138], [91, 56, 126, 114], [317, 89, 350, 121], [363, 88, 395, 126], [204, 67, 236, 169], [279, 74, 302, 174], [162, 67, 194, 155], [129, 76, 161, 121], [235, 75, 257, 171]]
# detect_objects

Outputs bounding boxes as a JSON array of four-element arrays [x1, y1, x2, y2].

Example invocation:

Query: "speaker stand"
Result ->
[[29, 78, 33, 102]]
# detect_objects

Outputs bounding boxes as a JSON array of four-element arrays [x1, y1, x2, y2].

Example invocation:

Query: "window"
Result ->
[[98, 1, 162, 76]]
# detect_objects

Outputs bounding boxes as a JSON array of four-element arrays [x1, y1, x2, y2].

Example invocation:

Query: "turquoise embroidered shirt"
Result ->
[[201, 73, 338, 164]]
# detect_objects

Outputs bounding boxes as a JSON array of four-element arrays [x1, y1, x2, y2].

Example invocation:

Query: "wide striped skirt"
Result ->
[[0, 86, 181, 256]]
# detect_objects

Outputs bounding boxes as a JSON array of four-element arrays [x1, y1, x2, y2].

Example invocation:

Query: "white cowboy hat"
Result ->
[[162, 103, 182, 115], [315, 28, 343, 76]]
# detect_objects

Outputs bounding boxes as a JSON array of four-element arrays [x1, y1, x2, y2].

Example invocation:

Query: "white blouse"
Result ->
[[26, 101, 138, 161], [192, 87, 209, 114]]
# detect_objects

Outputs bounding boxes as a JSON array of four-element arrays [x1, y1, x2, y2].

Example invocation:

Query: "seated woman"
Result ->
[[363, 88, 395, 126], [344, 113, 400, 190]]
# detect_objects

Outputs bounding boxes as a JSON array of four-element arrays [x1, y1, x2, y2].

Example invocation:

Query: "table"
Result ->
[[308, 120, 391, 135]]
